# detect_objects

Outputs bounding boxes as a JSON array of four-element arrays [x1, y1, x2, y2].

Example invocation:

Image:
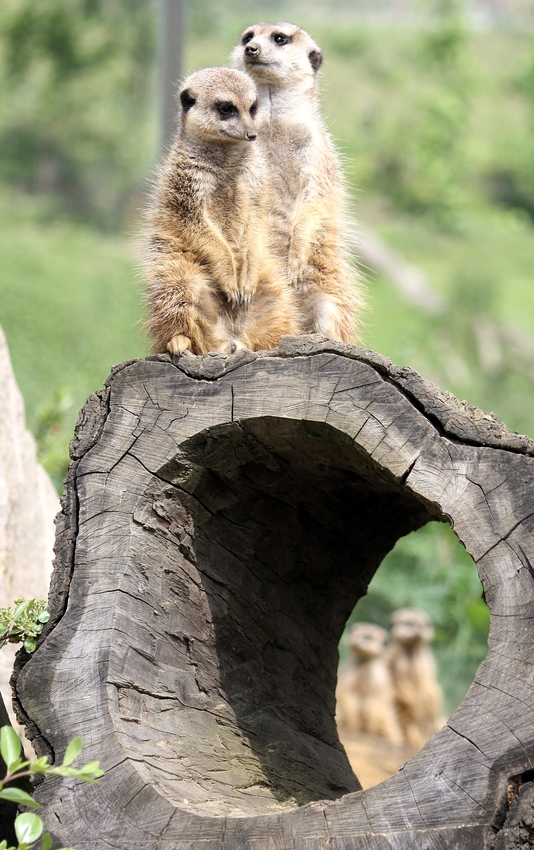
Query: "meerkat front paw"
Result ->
[[223, 285, 256, 308], [223, 271, 256, 309], [167, 334, 192, 355]]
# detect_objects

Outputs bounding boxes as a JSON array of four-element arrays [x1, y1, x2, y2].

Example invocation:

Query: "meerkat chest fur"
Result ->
[[162, 142, 256, 255]]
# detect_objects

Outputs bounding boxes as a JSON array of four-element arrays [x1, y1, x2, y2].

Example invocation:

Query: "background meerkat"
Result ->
[[336, 623, 403, 743], [232, 21, 364, 343], [386, 608, 445, 749], [144, 66, 297, 356]]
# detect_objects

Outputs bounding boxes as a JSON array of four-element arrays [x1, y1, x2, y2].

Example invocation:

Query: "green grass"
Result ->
[[0, 189, 146, 432]]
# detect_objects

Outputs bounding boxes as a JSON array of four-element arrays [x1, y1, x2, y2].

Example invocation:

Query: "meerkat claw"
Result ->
[[167, 334, 192, 355]]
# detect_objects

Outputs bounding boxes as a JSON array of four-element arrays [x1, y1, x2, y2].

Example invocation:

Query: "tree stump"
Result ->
[[12, 337, 534, 849]]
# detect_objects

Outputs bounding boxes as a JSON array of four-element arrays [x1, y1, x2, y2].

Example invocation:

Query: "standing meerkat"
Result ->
[[144, 66, 297, 356], [386, 609, 445, 749], [336, 623, 403, 743], [232, 22, 364, 343]]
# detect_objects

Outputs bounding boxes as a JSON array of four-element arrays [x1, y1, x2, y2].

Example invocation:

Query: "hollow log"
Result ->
[[12, 336, 534, 849]]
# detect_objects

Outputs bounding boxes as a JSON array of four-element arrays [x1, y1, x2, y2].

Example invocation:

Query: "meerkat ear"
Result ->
[[180, 89, 196, 112], [308, 50, 323, 72]]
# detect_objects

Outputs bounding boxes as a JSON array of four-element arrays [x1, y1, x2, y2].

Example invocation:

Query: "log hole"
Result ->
[[336, 520, 489, 790], [124, 416, 487, 816]]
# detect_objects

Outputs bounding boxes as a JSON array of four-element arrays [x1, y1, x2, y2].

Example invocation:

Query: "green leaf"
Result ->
[[30, 757, 49, 773], [23, 638, 36, 653], [79, 761, 103, 777], [12, 601, 31, 621], [37, 612, 50, 624], [61, 737, 82, 767], [14, 812, 43, 844], [0, 840, 7, 849], [8, 758, 30, 774], [42, 833, 52, 850], [51, 767, 77, 777], [0, 727, 22, 771], [0, 788, 41, 808]]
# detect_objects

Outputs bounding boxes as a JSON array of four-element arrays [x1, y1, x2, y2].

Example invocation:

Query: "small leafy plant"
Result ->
[[0, 600, 50, 654], [0, 727, 103, 850]]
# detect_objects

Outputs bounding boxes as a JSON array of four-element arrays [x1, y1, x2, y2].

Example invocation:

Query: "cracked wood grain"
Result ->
[[11, 337, 534, 849]]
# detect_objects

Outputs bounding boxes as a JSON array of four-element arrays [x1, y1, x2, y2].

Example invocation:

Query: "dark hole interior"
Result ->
[[130, 416, 446, 814]]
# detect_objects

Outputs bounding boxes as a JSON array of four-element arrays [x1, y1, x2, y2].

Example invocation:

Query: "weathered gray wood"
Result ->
[[12, 336, 534, 848]]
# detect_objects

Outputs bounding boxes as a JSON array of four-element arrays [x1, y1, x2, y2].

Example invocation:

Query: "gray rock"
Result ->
[[0, 325, 59, 727]]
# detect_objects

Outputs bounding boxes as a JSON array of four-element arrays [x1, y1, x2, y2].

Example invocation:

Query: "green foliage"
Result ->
[[357, 1, 472, 224], [0, 601, 50, 655], [487, 30, 534, 220], [0, 0, 158, 226], [33, 390, 73, 492], [0, 727, 102, 850]]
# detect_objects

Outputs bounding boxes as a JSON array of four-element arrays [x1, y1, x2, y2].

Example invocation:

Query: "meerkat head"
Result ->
[[178, 67, 259, 144], [348, 623, 389, 660], [231, 22, 322, 90], [390, 609, 434, 646]]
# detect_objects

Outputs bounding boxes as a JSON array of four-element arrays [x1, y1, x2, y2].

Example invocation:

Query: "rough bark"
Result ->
[[12, 336, 534, 849]]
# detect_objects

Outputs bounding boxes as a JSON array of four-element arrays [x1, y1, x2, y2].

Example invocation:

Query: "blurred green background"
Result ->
[[1, 0, 533, 715]]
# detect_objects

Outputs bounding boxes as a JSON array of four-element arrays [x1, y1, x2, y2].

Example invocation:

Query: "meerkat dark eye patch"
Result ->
[[242, 31, 254, 45], [273, 32, 292, 46], [308, 50, 323, 72], [249, 101, 258, 117], [216, 101, 238, 119], [180, 89, 196, 112]]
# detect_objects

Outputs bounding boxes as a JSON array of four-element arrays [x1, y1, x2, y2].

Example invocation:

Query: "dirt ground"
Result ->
[[339, 730, 416, 790]]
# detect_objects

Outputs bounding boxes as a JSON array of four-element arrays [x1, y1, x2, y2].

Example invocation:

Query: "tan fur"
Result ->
[[386, 609, 445, 749], [336, 623, 403, 743], [143, 66, 297, 356], [232, 22, 364, 343]]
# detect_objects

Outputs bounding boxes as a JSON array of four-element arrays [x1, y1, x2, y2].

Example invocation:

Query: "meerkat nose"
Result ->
[[245, 45, 259, 56], [245, 132, 257, 141]]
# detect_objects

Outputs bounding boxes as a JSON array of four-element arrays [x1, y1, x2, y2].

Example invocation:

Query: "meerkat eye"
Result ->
[[273, 33, 291, 46], [242, 31, 254, 45], [216, 101, 237, 119], [249, 101, 258, 117]]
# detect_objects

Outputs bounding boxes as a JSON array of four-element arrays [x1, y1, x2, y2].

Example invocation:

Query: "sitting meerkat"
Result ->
[[336, 623, 403, 743], [144, 66, 297, 356], [386, 608, 445, 749], [232, 22, 364, 343]]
